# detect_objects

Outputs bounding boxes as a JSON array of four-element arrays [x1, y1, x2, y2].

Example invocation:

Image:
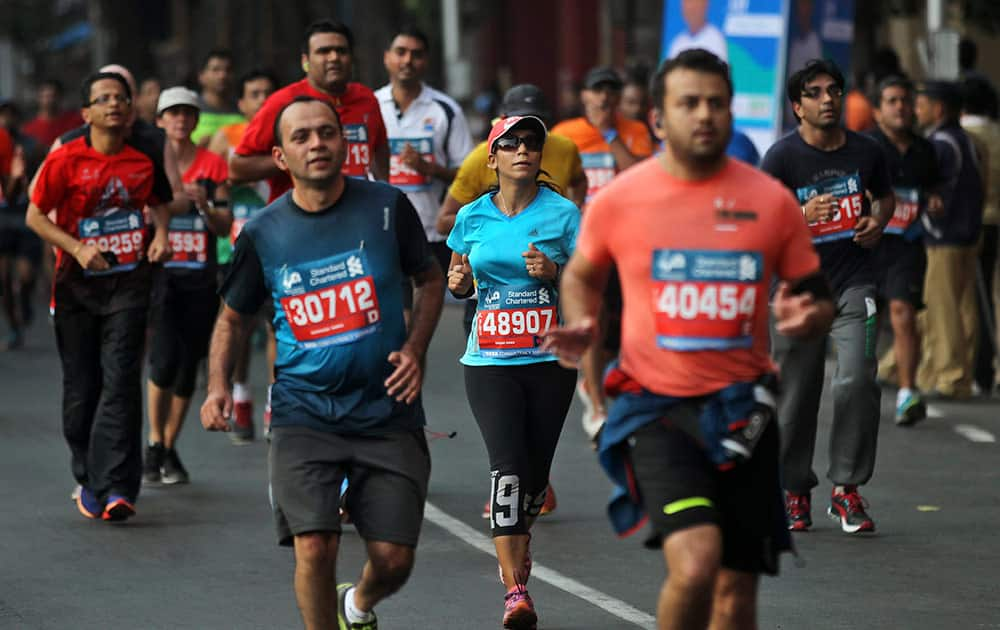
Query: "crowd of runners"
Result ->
[[3, 16, 1000, 630]]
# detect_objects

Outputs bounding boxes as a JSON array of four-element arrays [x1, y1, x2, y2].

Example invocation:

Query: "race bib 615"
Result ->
[[796, 173, 864, 243]]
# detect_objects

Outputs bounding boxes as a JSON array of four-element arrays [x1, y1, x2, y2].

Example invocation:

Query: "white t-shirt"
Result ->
[[667, 24, 729, 62], [375, 83, 474, 242]]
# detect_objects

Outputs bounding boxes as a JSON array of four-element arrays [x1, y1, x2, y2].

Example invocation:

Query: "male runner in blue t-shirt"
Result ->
[[201, 96, 444, 630]]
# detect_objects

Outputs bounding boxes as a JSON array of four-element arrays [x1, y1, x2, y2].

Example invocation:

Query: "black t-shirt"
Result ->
[[761, 129, 892, 294], [865, 127, 940, 243], [60, 119, 173, 205], [221, 178, 435, 435]]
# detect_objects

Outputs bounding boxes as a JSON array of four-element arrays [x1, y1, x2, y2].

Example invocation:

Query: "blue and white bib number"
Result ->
[[276, 249, 382, 349], [77, 208, 146, 276], [476, 284, 557, 358]]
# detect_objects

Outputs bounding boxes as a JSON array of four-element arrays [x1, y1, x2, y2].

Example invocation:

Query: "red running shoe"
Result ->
[[786, 492, 812, 531], [503, 585, 537, 630]]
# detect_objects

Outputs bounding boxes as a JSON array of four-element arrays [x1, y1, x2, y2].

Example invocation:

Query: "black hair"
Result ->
[[388, 25, 430, 52], [959, 38, 977, 71], [649, 49, 733, 110], [872, 75, 913, 107], [624, 63, 650, 88], [787, 58, 845, 104], [238, 69, 279, 99], [80, 72, 132, 107], [302, 20, 354, 55], [38, 78, 64, 94], [272, 96, 342, 147], [870, 48, 901, 83], [201, 49, 234, 71], [961, 76, 998, 118]]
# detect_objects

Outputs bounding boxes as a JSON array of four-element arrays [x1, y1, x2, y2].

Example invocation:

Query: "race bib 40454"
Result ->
[[476, 284, 557, 358], [77, 208, 146, 276], [165, 214, 209, 269], [651, 249, 763, 351], [342, 123, 370, 178], [389, 138, 434, 189], [581, 152, 615, 200], [276, 250, 381, 349], [886, 186, 919, 235], [796, 173, 863, 243]]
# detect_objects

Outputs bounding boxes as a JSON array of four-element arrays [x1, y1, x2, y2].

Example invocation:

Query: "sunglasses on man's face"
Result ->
[[494, 133, 544, 152]]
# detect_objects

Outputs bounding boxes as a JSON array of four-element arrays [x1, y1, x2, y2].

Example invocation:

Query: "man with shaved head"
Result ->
[[202, 96, 443, 629]]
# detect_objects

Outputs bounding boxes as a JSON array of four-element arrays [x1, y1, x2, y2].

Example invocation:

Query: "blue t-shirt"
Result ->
[[447, 186, 580, 366], [726, 130, 760, 166], [220, 179, 435, 435]]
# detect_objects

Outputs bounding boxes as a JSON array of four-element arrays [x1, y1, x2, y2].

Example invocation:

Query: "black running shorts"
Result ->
[[628, 411, 784, 575], [874, 237, 926, 309], [269, 425, 430, 547]]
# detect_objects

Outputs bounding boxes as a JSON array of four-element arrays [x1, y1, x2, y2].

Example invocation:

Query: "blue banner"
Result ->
[[661, 0, 790, 155]]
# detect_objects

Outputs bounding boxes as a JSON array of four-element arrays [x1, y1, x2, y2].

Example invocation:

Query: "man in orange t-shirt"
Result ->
[[551, 66, 654, 203], [544, 50, 834, 629]]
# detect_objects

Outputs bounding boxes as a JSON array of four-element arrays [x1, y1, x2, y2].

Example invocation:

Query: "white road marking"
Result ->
[[926, 404, 945, 418], [953, 424, 996, 443], [423, 502, 657, 629]]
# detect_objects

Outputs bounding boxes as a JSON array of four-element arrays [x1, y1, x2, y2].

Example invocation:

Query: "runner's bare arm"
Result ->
[[435, 193, 462, 236], [370, 139, 390, 182], [24, 201, 109, 271], [228, 153, 282, 184], [202, 304, 254, 431], [207, 130, 231, 157], [541, 252, 609, 366], [854, 192, 893, 248], [608, 138, 642, 171], [163, 142, 190, 216], [386, 262, 445, 403]]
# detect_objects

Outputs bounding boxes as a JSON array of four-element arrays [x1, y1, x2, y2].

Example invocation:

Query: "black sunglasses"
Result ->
[[494, 134, 544, 152]]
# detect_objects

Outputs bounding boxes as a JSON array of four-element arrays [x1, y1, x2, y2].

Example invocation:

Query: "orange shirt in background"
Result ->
[[845, 89, 874, 132], [576, 157, 821, 397], [551, 115, 653, 200]]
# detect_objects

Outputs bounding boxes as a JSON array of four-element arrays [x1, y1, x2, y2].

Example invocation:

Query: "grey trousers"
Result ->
[[773, 284, 881, 493]]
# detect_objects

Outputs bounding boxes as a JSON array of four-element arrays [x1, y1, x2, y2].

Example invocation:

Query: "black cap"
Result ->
[[500, 84, 550, 119], [583, 66, 623, 90]]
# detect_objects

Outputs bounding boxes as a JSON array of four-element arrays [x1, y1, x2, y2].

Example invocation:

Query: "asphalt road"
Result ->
[[1, 304, 998, 629]]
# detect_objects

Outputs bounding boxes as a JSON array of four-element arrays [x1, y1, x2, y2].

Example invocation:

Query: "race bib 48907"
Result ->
[[796, 173, 863, 243], [476, 284, 557, 358], [277, 250, 381, 349], [651, 249, 763, 351], [77, 208, 146, 276]]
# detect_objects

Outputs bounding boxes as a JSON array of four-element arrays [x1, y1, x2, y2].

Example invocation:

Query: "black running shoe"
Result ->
[[160, 448, 190, 485], [828, 486, 875, 533], [143, 443, 165, 484]]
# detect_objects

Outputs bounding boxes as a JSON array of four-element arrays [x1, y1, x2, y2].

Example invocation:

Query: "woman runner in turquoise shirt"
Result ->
[[446, 115, 579, 630]]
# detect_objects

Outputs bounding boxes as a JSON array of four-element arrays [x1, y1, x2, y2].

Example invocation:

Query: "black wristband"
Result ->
[[450, 284, 475, 300]]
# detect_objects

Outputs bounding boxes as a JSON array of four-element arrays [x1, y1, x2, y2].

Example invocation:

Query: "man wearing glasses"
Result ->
[[761, 59, 894, 535], [25, 72, 174, 523]]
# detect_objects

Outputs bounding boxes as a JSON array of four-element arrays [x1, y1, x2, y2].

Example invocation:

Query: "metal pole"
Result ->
[[927, 0, 944, 32]]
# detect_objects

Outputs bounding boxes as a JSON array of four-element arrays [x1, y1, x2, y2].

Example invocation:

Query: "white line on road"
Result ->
[[953, 424, 996, 443], [926, 404, 945, 418], [423, 502, 657, 630]]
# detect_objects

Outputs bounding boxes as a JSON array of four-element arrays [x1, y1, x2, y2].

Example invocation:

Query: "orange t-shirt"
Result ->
[[550, 115, 654, 200], [577, 157, 821, 397], [845, 89, 874, 132]]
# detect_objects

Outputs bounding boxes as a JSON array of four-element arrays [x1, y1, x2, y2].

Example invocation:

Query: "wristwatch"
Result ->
[[602, 129, 619, 145]]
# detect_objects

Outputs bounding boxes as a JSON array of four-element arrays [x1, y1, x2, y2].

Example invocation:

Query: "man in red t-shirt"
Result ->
[[22, 79, 84, 150], [231, 19, 389, 200], [26, 71, 173, 524], [545, 50, 835, 629]]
